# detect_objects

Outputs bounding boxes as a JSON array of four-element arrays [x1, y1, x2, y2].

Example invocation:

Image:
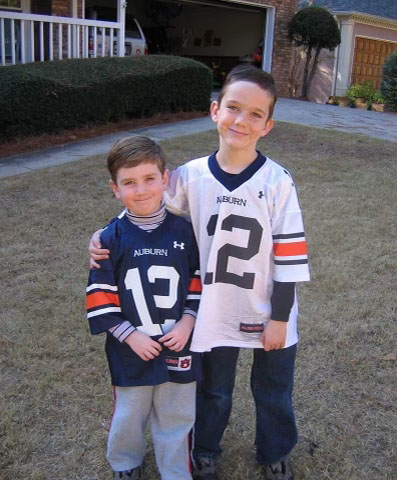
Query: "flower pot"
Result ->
[[371, 103, 386, 112], [327, 96, 339, 105], [338, 97, 353, 108], [354, 98, 368, 110]]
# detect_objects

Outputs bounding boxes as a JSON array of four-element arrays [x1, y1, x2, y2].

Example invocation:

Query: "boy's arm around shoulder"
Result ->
[[88, 214, 121, 268]]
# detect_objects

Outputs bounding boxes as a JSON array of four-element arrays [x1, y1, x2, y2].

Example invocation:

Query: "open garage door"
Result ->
[[131, 0, 273, 82]]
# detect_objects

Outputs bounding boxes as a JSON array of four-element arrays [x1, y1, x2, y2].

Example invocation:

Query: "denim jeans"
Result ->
[[194, 344, 297, 465]]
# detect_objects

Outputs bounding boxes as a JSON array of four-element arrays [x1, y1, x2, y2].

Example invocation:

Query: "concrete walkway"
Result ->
[[1, 97, 396, 179]]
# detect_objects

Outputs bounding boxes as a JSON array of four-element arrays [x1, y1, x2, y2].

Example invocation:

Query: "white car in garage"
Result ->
[[88, 7, 148, 57]]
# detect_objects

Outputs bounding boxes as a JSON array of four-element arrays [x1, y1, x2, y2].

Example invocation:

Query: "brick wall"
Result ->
[[50, 0, 83, 57], [248, 0, 296, 97], [51, 0, 83, 17]]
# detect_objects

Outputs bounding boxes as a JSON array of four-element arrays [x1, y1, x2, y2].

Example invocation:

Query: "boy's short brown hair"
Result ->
[[217, 64, 277, 120], [108, 135, 166, 182]]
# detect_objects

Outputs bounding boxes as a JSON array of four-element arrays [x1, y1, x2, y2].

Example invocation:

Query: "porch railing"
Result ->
[[0, 10, 125, 66]]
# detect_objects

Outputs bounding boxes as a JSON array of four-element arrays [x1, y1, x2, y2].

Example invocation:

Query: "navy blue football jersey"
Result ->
[[86, 211, 202, 387]]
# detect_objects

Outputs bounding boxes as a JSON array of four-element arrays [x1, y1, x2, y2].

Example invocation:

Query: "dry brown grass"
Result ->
[[1, 122, 396, 480]]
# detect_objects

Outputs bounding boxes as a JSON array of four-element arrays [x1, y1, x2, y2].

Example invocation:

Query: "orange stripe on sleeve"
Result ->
[[273, 241, 307, 257], [188, 278, 202, 292], [86, 292, 120, 310]]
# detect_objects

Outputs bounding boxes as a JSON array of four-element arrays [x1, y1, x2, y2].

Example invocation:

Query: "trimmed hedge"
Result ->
[[0, 55, 212, 141]]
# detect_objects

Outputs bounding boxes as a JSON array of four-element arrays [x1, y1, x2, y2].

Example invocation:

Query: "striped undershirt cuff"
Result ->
[[109, 321, 136, 343]]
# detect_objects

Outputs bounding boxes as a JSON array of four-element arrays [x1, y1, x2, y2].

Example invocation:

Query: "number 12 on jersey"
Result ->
[[204, 214, 263, 289]]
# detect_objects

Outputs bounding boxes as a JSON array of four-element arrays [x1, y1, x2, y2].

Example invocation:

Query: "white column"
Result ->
[[117, 0, 125, 57], [262, 6, 275, 73], [334, 18, 354, 96], [72, 0, 78, 58]]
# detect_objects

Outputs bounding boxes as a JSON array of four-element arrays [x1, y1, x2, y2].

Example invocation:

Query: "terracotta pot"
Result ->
[[371, 103, 386, 112], [354, 98, 369, 110], [338, 97, 353, 107]]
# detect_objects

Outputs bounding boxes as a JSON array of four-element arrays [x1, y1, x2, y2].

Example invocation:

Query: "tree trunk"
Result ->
[[306, 47, 321, 98], [302, 46, 312, 98]]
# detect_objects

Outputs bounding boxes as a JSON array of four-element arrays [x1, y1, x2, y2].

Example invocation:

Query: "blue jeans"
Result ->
[[194, 345, 297, 465]]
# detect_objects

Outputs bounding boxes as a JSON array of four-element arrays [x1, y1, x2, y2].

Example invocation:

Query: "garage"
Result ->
[[352, 36, 397, 90], [85, 0, 273, 83]]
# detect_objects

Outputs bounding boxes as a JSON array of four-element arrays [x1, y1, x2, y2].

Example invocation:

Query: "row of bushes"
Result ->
[[0, 55, 212, 141]]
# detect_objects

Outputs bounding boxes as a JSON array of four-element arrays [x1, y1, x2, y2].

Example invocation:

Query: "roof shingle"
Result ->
[[298, 0, 397, 20]]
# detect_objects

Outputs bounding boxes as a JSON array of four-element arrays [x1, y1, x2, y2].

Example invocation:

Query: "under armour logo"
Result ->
[[173, 241, 185, 249], [258, 191, 265, 199]]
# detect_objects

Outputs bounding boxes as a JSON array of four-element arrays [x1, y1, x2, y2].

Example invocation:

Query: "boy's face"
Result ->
[[110, 162, 169, 216], [211, 80, 274, 153]]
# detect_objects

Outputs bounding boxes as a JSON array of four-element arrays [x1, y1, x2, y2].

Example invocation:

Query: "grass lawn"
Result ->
[[1, 122, 396, 480]]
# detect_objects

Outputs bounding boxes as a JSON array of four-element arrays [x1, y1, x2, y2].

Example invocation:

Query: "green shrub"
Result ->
[[372, 91, 384, 104], [346, 81, 376, 106], [381, 51, 397, 111], [0, 55, 212, 141]]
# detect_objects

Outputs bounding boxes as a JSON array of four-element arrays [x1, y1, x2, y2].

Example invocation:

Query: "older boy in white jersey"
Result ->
[[90, 65, 310, 480]]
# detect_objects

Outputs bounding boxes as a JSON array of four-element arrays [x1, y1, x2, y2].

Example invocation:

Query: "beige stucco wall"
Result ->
[[299, 19, 397, 103]]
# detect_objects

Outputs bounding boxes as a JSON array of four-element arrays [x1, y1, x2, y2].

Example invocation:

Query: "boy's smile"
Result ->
[[110, 162, 169, 216], [211, 80, 274, 157]]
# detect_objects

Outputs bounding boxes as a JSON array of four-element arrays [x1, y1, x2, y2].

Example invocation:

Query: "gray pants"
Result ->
[[107, 382, 196, 480]]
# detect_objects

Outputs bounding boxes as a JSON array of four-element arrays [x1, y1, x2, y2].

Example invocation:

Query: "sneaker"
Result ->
[[192, 456, 218, 480], [262, 460, 293, 480], [114, 466, 142, 480]]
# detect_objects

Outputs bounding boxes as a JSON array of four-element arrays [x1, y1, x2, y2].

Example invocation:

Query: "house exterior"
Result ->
[[0, 0, 297, 97], [297, 0, 397, 103]]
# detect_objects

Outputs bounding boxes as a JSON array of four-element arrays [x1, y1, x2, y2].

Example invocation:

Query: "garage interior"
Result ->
[[85, 0, 267, 83]]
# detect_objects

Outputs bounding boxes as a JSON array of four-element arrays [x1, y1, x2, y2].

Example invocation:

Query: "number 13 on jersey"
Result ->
[[125, 265, 179, 336]]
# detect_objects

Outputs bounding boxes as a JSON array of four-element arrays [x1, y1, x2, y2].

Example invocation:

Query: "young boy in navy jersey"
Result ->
[[86, 135, 202, 480], [90, 66, 310, 480]]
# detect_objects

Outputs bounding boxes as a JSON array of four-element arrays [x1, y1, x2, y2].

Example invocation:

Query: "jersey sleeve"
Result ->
[[183, 227, 202, 317], [164, 167, 191, 217], [184, 269, 202, 317], [271, 171, 310, 283], [86, 233, 130, 335]]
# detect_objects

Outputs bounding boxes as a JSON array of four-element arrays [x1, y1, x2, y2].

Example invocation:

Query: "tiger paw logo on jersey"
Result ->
[[165, 355, 192, 371], [180, 358, 191, 369], [173, 241, 185, 250]]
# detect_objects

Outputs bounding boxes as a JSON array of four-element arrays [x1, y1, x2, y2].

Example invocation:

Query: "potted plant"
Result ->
[[371, 92, 386, 112], [346, 82, 376, 110]]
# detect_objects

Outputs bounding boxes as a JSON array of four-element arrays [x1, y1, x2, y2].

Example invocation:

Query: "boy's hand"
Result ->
[[89, 229, 109, 268], [261, 320, 287, 351], [158, 314, 195, 352], [124, 330, 162, 361]]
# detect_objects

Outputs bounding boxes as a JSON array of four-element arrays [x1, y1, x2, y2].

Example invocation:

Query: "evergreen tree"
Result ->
[[381, 51, 397, 111]]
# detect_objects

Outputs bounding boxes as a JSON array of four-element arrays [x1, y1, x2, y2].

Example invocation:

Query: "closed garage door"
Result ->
[[352, 36, 397, 90]]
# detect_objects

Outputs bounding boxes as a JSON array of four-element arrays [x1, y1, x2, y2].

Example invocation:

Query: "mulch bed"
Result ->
[[0, 111, 208, 159]]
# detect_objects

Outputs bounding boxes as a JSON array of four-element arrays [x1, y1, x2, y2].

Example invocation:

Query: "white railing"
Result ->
[[0, 10, 125, 66]]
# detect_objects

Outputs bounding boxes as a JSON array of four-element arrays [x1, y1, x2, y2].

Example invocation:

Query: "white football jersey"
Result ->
[[164, 153, 310, 352]]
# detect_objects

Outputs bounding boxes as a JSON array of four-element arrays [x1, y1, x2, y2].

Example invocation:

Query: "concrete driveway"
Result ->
[[274, 98, 397, 143]]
